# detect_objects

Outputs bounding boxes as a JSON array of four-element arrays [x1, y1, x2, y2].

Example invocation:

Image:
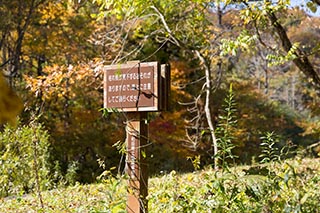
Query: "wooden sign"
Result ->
[[103, 61, 170, 213], [104, 62, 160, 112]]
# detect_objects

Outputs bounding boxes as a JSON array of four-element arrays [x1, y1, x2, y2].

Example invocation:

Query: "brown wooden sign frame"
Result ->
[[104, 61, 160, 112]]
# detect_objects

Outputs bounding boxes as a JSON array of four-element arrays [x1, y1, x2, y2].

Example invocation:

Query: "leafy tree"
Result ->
[[222, 0, 320, 87], [1, 0, 120, 182], [25, 62, 123, 182], [0, 0, 47, 84], [91, 0, 240, 169], [91, 0, 320, 169], [220, 0, 320, 147]]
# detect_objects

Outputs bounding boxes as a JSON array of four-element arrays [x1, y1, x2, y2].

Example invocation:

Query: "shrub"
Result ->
[[0, 121, 52, 197]]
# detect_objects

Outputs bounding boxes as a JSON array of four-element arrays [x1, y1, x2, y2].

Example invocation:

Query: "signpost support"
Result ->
[[126, 112, 148, 213], [103, 61, 170, 213]]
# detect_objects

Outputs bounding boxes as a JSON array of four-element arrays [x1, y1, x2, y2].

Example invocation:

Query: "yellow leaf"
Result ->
[[0, 75, 23, 125]]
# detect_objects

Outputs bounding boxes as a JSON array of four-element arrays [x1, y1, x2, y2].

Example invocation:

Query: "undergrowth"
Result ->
[[0, 157, 319, 212]]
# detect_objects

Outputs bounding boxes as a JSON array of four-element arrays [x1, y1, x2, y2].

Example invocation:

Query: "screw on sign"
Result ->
[[103, 61, 170, 212], [0, 74, 23, 125]]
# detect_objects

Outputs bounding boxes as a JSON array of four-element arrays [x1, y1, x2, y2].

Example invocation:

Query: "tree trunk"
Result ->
[[267, 11, 320, 87], [196, 50, 219, 170]]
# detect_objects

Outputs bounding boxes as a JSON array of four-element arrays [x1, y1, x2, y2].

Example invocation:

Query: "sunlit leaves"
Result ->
[[220, 30, 258, 56], [24, 62, 101, 107], [306, 1, 318, 13], [23, 1, 96, 67], [266, 42, 299, 66], [91, 0, 211, 51]]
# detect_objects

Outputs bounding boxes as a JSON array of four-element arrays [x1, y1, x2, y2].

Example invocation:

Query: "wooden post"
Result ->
[[103, 61, 170, 212], [126, 112, 148, 213]]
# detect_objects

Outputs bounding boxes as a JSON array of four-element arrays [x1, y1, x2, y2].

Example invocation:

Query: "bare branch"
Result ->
[[195, 50, 219, 170], [150, 6, 181, 47]]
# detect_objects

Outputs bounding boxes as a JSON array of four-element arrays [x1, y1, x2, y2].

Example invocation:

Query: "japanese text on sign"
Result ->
[[103, 62, 159, 111]]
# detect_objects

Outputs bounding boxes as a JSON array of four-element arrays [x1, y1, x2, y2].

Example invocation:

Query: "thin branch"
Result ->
[[150, 6, 181, 47], [176, 76, 206, 88]]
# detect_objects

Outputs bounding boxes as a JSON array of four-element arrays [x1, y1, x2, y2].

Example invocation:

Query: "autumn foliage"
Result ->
[[0, 0, 319, 184]]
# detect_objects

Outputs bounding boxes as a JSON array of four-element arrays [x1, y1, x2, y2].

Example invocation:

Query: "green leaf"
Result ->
[[300, 192, 310, 204], [307, 2, 318, 13], [141, 150, 146, 158]]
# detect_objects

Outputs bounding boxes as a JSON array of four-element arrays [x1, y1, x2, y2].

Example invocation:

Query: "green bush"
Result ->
[[0, 122, 52, 197]]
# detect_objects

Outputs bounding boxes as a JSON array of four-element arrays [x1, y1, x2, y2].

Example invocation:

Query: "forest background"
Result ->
[[0, 0, 319, 191]]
